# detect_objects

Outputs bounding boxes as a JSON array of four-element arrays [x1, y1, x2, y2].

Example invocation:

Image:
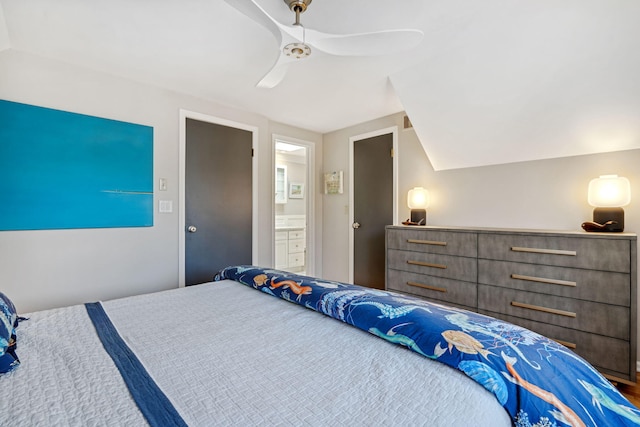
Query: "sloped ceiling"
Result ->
[[1, 0, 639, 170], [391, 1, 640, 170]]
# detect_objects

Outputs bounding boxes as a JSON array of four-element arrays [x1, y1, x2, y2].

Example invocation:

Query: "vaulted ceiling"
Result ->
[[1, 0, 639, 170]]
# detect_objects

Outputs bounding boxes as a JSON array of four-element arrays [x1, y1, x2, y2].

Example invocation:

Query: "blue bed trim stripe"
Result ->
[[85, 302, 188, 427]]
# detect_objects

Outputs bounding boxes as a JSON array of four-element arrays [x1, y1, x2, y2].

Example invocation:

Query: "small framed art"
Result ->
[[289, 182, 304, 199], [324, 171, 343, 194]]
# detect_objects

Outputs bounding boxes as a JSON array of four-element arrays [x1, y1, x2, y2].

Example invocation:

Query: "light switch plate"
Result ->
[[159, 200, 173, 213]]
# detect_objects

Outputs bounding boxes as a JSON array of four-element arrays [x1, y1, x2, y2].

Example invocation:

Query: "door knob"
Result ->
[[187, 225, 197, 233], [352, 222, 361, 229]]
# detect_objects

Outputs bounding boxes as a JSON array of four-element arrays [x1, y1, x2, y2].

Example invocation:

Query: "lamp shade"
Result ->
[[408, 187, 429, 209], [587, 175, 631, 207]]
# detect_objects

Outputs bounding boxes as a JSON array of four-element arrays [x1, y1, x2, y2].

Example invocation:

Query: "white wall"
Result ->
[[0, 50, 322, 312]]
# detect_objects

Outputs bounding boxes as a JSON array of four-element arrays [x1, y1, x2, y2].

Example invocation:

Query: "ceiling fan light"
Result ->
[[284, 43, 311, 59]]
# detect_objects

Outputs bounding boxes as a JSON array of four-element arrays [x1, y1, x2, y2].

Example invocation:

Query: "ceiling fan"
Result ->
[[224, 0, 424, 88]]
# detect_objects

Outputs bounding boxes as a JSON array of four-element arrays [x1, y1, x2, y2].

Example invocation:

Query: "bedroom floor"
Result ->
[[618, 373, 640, 408]]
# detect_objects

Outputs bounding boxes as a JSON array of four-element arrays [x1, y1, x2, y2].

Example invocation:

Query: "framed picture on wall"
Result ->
[[324, 171, 343, 194], [289, 182, 304, 199]]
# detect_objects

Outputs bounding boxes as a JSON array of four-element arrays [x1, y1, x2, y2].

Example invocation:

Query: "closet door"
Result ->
[[352, 132, 393, 289], [185, 119, 252, 285]]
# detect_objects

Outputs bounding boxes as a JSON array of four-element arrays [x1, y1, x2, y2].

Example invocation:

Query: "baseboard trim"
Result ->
[[637, 361, 640, 372]]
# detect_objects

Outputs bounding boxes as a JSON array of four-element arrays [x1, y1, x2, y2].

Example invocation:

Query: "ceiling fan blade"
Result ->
[[223, 0, 283, 41], [256, 53, 299, 88], [225, 0, 302, 88], [225, 0, 423, 88], [307, 28, 424, 56]]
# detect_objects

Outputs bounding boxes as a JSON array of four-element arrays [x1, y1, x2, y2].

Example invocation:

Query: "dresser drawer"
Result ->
[[478, 259, 630, 307], [288, 238, 305, 253], [387, 269, 477, 308], [387, 229, 477, 257], [288, 253, 305, 267], [478, 285, 629, 340], [479, 310, 630, 377], [289, 230, 305, 240], [387, 249, 477, 282], [478, 234, 630, 272]]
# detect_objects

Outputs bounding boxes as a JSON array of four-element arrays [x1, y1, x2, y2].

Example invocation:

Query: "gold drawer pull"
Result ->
[[511, 301, 577, 318], [407, 281, 447, 293], [511, 247, 577, 256], [511, 274, 577, 288], [407, 260, 447, 269], [407, 239, 447, 246], [552, 338, 577, 349]]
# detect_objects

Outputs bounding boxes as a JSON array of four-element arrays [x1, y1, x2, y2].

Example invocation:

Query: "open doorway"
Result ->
[[273, 136, 315, 276]]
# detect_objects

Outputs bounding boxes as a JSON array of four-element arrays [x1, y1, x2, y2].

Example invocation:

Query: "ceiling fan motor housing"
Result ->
[[284, 0, 312, 13], [283, 0, 312, 52]]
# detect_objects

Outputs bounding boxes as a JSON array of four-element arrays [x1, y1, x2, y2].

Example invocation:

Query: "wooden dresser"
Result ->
[[385, 225, 638, 384]]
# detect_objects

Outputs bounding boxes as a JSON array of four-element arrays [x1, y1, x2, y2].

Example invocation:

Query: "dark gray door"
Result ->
[[185, 118, 252, 285], [353, 133, 393, 289]]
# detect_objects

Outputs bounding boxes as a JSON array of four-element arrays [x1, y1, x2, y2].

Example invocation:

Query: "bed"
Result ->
[[1, 265, 638, 426]]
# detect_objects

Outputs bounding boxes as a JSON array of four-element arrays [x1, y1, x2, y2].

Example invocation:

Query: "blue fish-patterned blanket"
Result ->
[[215, 265, 640, 427]]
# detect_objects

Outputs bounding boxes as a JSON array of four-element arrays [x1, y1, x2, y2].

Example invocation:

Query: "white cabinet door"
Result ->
[[275, 233, 288, 269], [275, 165, 287, 204]]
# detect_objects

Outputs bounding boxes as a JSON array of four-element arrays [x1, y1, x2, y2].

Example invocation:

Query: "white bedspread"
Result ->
[[0, 300, 148, 426], [1, 280, 511, 426]]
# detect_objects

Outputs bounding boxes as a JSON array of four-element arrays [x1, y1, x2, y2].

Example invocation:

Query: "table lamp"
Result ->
[[408, 187, 429, 225], [587, 174, 630, 232]]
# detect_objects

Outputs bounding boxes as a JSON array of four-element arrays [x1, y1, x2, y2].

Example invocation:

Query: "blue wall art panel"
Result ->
[[0, 100, 154, 231]]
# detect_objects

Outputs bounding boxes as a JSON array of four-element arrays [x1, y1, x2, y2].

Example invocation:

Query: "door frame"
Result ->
[[272, 134, 316, 276], [178, 109, 259, 287], [348, 126, 399, 283]]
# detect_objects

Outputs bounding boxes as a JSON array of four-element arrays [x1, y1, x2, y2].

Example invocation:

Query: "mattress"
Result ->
[[0, 279, 511, 426]]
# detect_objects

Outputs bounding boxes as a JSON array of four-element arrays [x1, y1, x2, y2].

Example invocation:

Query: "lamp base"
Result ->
[[592, 207, 624, 232], [410, 209, 427, 225]]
